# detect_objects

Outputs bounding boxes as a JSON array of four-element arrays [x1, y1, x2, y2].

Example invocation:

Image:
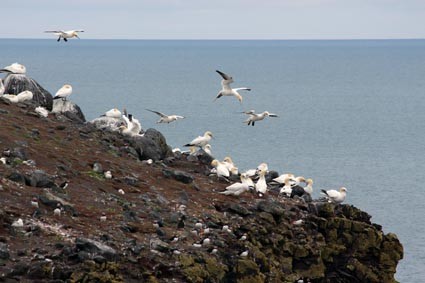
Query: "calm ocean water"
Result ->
[[1, 39, 424, 281]]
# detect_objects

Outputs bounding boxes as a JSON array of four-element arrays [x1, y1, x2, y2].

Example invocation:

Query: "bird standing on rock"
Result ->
[[53, 84, 72, 101], [184, 131, 213, 148], [321, 187, 347, 204]]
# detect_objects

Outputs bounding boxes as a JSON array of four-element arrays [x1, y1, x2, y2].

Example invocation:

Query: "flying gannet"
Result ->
[[146, 109, 185, 124], [214, 70, 251, 103], [45, 30, 84, 42], [321, 187, 347, 204], [184, 131, 213, 147], [243, 110, 278, 126], [53, 84, 72, 101], [0, 63, 26, 74]]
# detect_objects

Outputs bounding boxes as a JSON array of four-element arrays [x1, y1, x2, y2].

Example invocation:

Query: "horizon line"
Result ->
[[0, 37, 425, 41]]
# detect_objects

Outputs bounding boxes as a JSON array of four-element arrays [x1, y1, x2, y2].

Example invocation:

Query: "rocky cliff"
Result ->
[[0, 99, 403, 282]]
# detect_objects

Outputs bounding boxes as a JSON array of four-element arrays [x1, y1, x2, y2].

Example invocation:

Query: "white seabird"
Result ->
[[222, 156, 238, 175], [0, 63, 26, 74], [53, 84, 72, 101], [214, 70, 251, 103], [243, 110, 278, 126], [35, 106, 49, 118], [146, 109, 185, 124], [2, 90, 33, 103], [44, 30, 84, 42], [280, 178, 293, 197], [304, 178, 313, 195], [184, 131, 213, 147], [321, 187, 347, 204], [219, 175, 254, 196], [211, 159, 230, 178], [273, 173, 295, 184], [102, 108, 122, 118], [255, 169, 268, 194], [120, 113, 142, 137]]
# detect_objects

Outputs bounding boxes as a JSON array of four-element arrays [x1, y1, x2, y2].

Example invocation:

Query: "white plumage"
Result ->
[[321, 187, 347, 204], [185, 131, 213, 147], [214, 70, 251, 103], [53, 84, 72, 101], [0, 63, 26, 74]]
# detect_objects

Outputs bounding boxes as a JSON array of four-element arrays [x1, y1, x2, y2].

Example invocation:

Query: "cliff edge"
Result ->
[[0, 99, 403, 282]]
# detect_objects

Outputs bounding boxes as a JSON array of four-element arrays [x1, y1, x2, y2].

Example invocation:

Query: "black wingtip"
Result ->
[[321, 189, 328, 195], [53, 96, 60, 100]]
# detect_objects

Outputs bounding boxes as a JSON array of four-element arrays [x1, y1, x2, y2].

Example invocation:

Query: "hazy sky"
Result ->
[[2, 0, 425, 39]]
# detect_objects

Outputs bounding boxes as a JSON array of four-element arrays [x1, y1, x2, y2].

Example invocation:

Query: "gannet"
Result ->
[[35, 106, 49, 118], [219, 175, 254, 196], [211, 159, 230, 178], [102, 108, 122, 118], [256, 162, 268, 174], [0, 63, 26, 74], [273, 173, 295, 184], [280, 178, 293, 197], [2, 91, 33, 103], [255, 169, 268, 194], [223, 156, 238, 173], [291, 176, 306, 187], [304, 178, 313, 195], [120, 114, 142, 136], [0, 79, 4, 95], [244, 110, 278, 126], [45, 30, 84, 42], [214, 70, 251, 103], [146, 109, 185, 124], [321, 187, 347, 204], [53, 84, 72, 101], [184, 131, 213, 147], [241, 172, 255, 187]]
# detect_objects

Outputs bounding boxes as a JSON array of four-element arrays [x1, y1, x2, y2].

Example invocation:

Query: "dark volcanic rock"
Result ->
[[75, 238, 117, 261], [162, 169, 194, 184], [0, 242, 10, 260], [52, 99, 86, 123], [29, 170, 55, 188], [3, 74, 53, 110], [129, 128, 172, 161]]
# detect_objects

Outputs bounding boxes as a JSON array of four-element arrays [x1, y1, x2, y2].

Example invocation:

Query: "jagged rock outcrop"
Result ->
[[52, 99, 86, 123], [0, 97, 403, 283], [2, 74, 53, 110]]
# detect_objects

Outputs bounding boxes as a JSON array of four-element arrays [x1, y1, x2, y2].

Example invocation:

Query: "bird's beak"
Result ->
[[76, 34, 80, 39]]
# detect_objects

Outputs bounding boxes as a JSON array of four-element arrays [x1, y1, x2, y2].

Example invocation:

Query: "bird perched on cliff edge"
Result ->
[[45, 30, 84, 42], [0, 62, 26, 74], [184, 131, 213, 147], [53, 84, 72, 101], [214, 70, 251, 103], [321, 187, 347, 204]]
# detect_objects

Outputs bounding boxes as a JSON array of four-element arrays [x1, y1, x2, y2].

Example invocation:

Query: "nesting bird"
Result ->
[[211, 159, 230, 178], [214, 70, 251, 103], [2, 90, 33, 103], [321, 187, 347, 204], [102, 108, 122, 118], [0, 62, 26, 74], [255, 168, 268, 194], [35, 106, 49, 118], [219, 174, 254, 196]]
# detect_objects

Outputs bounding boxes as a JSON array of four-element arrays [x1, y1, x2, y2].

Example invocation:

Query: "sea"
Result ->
[[1, 39, 424, 281]]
